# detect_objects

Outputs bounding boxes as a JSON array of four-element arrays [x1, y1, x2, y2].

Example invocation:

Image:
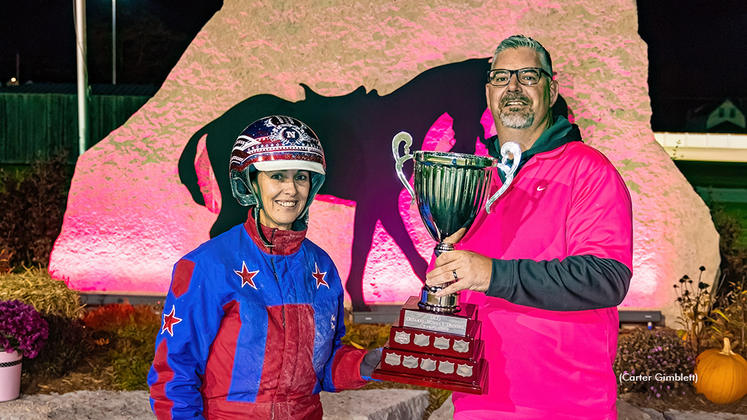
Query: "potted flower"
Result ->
[[0, 299, 49, 401]]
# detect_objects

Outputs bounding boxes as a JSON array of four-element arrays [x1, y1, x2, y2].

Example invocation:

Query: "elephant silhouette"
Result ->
[[179, 58, 566, 311]]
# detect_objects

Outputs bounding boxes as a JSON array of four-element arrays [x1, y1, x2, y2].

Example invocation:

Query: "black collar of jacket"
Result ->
[[481, 116, 583, 182]]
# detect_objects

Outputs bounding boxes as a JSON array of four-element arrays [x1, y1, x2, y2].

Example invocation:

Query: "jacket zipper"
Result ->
[[270, 257, 285, 328], [270, 229, 285, 420], [269, 230, 284, 419], [269, 256, 283, 419]]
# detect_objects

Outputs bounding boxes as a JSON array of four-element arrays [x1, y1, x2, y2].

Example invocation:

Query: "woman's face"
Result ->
[[254, 170, 311, 230]]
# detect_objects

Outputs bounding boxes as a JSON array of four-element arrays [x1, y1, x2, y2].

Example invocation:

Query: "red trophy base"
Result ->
[[372, 296, 487, 394]]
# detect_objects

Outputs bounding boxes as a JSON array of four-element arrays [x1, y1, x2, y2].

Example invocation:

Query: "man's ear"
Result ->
[[549, 79, 559, 108]]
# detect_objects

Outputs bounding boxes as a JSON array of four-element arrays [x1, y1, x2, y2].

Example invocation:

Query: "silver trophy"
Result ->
[[393, 132, 521, 313]]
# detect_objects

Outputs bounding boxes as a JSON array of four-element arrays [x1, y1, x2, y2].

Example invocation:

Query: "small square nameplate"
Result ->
[[402, 309, 468, 336]]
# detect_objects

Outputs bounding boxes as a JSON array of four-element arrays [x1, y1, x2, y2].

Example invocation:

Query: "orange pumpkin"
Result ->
[[694, 338, 747, 404]]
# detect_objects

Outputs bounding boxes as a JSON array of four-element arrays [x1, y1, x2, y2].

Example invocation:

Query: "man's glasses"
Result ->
[[487, 67, 551, 86]]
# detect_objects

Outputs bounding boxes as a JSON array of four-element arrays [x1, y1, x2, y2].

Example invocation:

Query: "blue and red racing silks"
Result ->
[[148, 219, 367, 420]]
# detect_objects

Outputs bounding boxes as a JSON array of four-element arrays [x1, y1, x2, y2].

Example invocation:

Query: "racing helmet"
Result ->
[[229, 115, 326, 227]]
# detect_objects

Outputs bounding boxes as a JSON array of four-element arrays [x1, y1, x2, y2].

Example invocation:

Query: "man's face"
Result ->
[[486, 47, 558, 131]]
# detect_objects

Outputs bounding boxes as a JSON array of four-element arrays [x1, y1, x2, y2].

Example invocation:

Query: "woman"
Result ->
[[148, 116, 380, 419]]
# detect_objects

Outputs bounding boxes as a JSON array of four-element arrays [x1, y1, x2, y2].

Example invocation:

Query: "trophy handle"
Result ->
[[485, 142, 522, 213], [392, 131, 417, 204]]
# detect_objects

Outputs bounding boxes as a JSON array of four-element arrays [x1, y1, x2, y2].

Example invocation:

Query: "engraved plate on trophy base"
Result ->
[[377, 344, 483, 384], [372, 349, 488, 394], [388, 322, 481, 360], [399, 297, 476, 336]]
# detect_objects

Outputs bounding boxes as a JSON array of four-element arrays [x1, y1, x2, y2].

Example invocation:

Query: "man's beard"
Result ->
[[500, 109, 534, 129], [499, 94, 534, 129]]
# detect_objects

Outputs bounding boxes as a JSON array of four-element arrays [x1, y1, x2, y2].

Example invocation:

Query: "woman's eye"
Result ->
[[271, 174, 283, 180]]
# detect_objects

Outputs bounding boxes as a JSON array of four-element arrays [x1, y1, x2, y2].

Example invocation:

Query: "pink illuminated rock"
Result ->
[[49, 0, 718, 323], [307, 195, 357, 303], [194, 134, 221, 214]]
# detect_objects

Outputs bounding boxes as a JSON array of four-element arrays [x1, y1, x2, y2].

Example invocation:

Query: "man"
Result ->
[[426, 35, 633, 419]]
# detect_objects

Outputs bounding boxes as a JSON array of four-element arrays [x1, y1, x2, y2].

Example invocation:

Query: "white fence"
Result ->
[[654, 132, 747, 162]]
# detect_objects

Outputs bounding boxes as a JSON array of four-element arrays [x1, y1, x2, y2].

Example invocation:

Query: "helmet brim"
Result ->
[[253, 160, 325, 175]]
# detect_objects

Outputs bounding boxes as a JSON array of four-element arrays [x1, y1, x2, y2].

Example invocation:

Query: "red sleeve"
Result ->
[[329, 344, 368, 390]]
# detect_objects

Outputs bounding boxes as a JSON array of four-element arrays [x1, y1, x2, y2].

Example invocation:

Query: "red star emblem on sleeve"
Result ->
[[161, 305, 182, 337], [235, 261, 259, 289], [312, 263, 329, 289]]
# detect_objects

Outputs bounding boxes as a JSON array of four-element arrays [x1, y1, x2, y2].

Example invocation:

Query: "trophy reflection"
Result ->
[[370, 132, 520, 394]]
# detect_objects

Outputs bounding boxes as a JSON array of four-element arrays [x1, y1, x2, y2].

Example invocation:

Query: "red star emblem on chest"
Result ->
[[312, 263, 329, 289], [161, 305, 182, 337], [235, 261, 259, 289]]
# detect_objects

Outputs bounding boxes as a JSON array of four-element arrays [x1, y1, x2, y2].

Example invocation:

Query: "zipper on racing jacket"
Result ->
[[270, 257, 285, 328], [270, 256, 283, 419]]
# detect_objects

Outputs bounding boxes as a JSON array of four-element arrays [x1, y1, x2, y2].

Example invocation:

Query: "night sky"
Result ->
[[2, 1, 747, 131], [0, 0, 224, 85], [637, 0, 747, 130]]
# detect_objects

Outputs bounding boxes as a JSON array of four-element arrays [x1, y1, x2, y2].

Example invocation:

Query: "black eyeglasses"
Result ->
[[487, 67, 551, 86]]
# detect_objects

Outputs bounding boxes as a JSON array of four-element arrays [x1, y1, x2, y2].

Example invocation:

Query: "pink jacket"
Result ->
[[452, 139, 633, 419]]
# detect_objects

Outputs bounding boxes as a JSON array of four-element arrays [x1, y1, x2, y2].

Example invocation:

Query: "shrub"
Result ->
[[82, 302, 160, 331], [109, 321, 161, 390], [673, 267, 713, 355], [0, 299, 49, 358], [705, 276, 747, 358], [341, 320, 391, 349], [83, 303, 162, 390], [712, 208, 747, 297], [0, 151, 71, 267], [22, 314, 92, 377], [615, 327, 695, 398]]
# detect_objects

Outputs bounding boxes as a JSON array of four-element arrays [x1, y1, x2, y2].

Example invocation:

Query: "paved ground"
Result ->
[[430, 396, 747, 420], [3, 390, 746, 420], [0, 389, 429, 420]]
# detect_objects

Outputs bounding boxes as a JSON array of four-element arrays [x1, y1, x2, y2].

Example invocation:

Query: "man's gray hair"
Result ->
[[491, 35, 553, 76]]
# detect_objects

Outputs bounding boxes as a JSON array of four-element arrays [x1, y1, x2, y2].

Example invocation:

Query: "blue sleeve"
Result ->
[[148, 260, 225, 419]]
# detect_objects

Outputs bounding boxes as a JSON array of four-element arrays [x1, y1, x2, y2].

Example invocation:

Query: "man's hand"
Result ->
[[425, 250, 492, 297]]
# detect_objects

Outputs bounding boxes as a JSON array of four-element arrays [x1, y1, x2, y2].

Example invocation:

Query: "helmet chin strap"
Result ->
[[253, 206, 274, 248]]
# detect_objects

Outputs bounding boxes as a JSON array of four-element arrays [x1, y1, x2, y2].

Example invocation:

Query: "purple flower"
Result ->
[[0, 300, 49, 359]]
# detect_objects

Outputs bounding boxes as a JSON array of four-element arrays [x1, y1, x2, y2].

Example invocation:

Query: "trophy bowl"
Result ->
[[393, 132, 521, 314], [413, 151, 495, 255]]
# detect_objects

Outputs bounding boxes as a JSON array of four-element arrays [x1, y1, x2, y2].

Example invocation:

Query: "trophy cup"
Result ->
[[370, 131, 521, 394]]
